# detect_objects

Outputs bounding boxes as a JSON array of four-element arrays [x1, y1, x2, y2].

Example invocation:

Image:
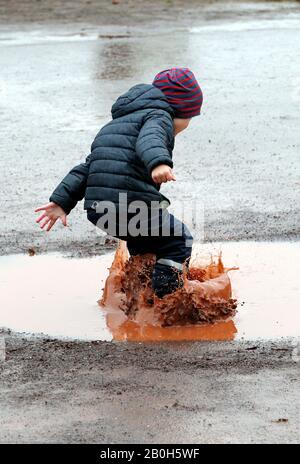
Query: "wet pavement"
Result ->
[[1, 330, 299, 444], [1, 242, 299, 342]]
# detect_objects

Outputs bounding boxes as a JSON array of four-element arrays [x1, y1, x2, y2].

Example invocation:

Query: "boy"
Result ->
[[35, 68, 203, 298]]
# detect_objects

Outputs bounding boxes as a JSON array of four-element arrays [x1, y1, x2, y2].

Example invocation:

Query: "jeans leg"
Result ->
[[152, 214, 193, 298]]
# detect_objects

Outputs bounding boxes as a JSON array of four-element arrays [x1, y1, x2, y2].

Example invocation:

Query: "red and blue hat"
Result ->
[[152, 68, 203, 119]]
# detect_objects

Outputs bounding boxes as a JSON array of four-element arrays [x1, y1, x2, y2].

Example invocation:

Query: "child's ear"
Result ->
[[173, 118, 191, 136]]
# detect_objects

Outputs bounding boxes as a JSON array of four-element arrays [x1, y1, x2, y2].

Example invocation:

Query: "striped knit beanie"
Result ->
[[152, 68, 203, 119]]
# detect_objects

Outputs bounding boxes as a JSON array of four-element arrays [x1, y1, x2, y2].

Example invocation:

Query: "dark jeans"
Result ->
[[87, 208, 193, 298]]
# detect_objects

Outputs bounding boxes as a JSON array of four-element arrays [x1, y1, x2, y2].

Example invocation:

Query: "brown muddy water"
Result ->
[[0, 241, 299, 342]]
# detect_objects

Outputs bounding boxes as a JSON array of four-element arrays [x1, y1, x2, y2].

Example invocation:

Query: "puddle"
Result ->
[[0, 242, 299, 342], [0, 253, 113, 341]]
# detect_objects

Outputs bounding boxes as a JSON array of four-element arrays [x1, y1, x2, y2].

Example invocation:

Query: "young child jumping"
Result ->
[[35, 68, 203, 298]]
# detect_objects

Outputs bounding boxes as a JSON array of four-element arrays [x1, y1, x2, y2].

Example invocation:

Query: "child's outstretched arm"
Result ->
[[35, 153, 91, 231], [35, 202, 67, 232], [136, 110, 176, 184]]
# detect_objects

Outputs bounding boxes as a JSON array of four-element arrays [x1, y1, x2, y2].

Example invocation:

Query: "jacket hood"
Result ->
[[111, 84, 174, 119]]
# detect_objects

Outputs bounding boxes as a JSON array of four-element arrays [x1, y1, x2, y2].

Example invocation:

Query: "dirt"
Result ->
[[0, 330, 299, 444]]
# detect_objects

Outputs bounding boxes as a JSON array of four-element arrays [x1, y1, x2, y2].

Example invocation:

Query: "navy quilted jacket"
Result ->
[[50, 84, 175, 214]]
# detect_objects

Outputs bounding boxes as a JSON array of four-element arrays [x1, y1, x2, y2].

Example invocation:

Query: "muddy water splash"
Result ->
[[100, 242, 238, 341]]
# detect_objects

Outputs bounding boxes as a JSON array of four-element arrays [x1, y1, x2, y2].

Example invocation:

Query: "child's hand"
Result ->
[[35, 202, 67, 232], [151, 164, 176, 184]]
